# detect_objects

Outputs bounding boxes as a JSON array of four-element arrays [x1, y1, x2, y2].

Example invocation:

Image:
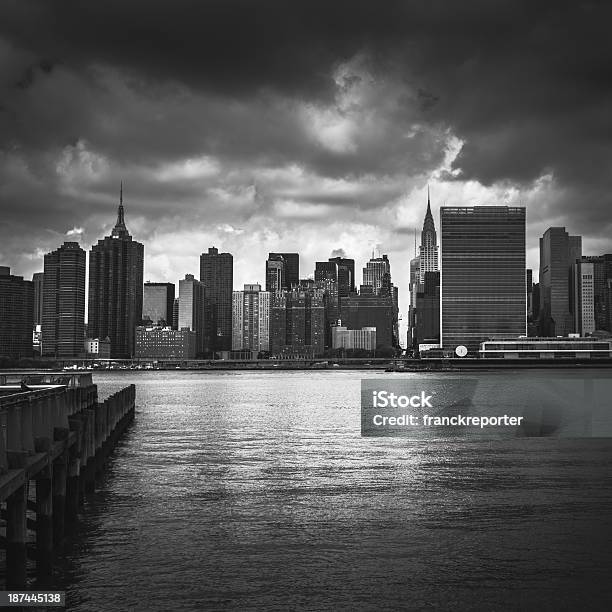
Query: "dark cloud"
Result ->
[[1, 0, 612, 295]]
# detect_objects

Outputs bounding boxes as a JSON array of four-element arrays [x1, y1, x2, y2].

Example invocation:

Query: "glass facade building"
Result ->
[[539, 227, 581, 337], [441, 206, 526, 356], [143, 282, 175, 327]]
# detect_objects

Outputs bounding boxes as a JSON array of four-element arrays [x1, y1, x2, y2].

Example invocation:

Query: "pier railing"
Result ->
[[0, 373, 136, 588]]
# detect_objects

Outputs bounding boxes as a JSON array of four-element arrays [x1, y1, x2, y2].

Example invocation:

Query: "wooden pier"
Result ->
[[0, 372, 135, 588]]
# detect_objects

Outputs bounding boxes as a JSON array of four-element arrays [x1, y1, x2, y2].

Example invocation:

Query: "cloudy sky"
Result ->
[[1, 1, 611, 343]]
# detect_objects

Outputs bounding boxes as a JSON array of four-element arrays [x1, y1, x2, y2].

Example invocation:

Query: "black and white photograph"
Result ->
[[1, 1, 612, 610]]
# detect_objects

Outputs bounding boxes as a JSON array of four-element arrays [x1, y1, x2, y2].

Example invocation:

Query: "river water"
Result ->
[[51, 370, 612, 610]]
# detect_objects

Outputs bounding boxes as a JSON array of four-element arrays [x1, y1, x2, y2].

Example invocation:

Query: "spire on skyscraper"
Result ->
[[418, 185, 438, 282], [112, 182, 130, 238]]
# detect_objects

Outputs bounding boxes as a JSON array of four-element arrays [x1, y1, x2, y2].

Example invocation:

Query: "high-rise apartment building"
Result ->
[[574, 261, 595, 336], [232, 284, 270, 353], [200, 247, 233, 351], [178, 274, 207, 356], [143, 282, 175, 326], [270, 286, 325, 357], [573, 255, 612, 335], [0, 266, 34, 359], [88, 187, 144, 358], [441, 206, 526, 355], [539, 227, 581, 337], [42, 241, 86, 358]]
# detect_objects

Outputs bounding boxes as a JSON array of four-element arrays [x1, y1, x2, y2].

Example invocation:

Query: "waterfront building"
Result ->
[[414, 271, 440, 353], [479, 337, 612, 359], [135, 326, 197, 359], [539, 227, 581, 337], [331, 325, 376, 351], [574, 261, 596, 336], [178, 274, 208, 357], [143, 282, 175, 327], [270, 286, 325, 357], [42, 242, 86, 358], [0, 266, 34, 359], [572, 255, 612, 335], [88, 186, 144, 358], [84, 337, 111, 358], [200, 247, 233, 351], [340, 291, 394, 349], [441, 206, 526, 356], [232, 284, 270, 353]]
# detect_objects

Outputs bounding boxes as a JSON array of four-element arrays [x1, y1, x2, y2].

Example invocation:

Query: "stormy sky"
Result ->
[[1, 1, 612, 342]]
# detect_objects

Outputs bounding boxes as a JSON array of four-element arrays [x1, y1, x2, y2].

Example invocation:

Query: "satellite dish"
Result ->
[[455, 345, 468, 358]]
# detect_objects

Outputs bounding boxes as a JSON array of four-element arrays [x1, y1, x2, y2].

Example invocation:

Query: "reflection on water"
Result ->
[[49, 371, 612, 610]]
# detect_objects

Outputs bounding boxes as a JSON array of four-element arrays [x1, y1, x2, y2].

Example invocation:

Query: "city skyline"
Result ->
[[6, 190, 612, 349]]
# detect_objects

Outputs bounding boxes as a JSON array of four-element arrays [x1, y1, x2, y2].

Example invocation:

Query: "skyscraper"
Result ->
[[362, 254, 391, 294], [232, 284, 270, 353], [574, 260, 595, 336], [200, 247, 233, 351], [178, 274, 207, 356], [410, 192, 440, 349], [539, 227, 582, 337], [266, 257, 284, 293], [0, 266, 33, 360], [32, 272, 44, 327], [266, 253, 299, 291], [362, 253, 399, 347], [328, 256, 355, 296], [143, 282, 175, 326], [270, 286, 325, 358], [42, 241, 86, 358], [88, 186, 144, 358], [441, 206, 526, 355], [414, 271, 440, 351], [419, 188, 439, 283], [573, 255, 612, 335]]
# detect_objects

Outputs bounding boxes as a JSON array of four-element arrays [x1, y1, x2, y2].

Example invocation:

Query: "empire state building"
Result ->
[[88, 185, 144, 358]]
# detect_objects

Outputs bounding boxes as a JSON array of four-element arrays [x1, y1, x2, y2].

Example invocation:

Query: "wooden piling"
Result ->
[[36, 465, 54, 577], [52, 452, 68, 545], [6, 484, 28, 589]]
